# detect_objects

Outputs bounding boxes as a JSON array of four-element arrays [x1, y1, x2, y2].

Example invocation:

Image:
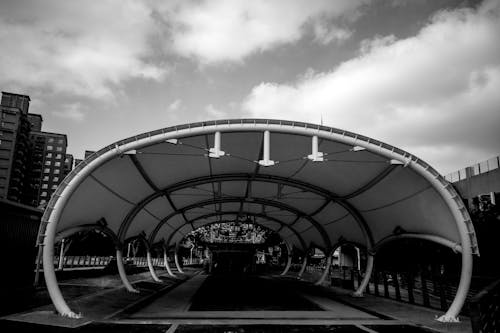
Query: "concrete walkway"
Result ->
[[1, 272, 473, 332], [130, 274, 208, 316]]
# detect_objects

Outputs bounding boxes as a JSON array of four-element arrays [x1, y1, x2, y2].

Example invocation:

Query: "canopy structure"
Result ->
[[38, 119, 479, 322]]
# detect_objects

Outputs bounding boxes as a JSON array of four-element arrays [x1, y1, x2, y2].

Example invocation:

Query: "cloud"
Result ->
[[205, 104, 226, 119], [0, 0, 166, 98], [167, 99, 183, 112], [52, 102, 86, 122], [313, 20, 352, 45], [158, 0, 368, 64], [242, 0, 500, 173]]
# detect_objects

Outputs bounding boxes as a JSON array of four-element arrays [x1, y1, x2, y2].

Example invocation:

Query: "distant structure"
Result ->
[[446, 155, 499, 210], [28, 131, 68, 207], [64, 154, 74, 177], [74, 150, 95, 169], [0, 91, 72, 207]]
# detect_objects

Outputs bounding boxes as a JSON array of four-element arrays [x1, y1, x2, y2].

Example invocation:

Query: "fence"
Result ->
[[297, 265, 481, 315], [470, 277, 500, 333], [35, 255, 169, 270]]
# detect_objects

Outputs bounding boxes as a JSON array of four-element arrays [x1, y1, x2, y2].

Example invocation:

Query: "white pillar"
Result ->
[[280, 245, 292, 276], [437, 242, 473, 322], [174, 243, 184, 274], [58, 238, 65, 270], [297, 256, 308, 279], [116, 249, 139, 293], [352, 253, 374, 297], [43, 219, 79, 317], [338, 246, 342, 267], [147, 249, 162, 282], [315, 252, 332, 285], [355, 247, 361, 271], [209, 131, 225, 158], [258, 130, 275, 166], [163, 246, 176, 277]]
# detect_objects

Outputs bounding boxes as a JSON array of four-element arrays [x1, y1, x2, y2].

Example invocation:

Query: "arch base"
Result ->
[[436, 315, 460, 323], [350, 291, 365, 298]]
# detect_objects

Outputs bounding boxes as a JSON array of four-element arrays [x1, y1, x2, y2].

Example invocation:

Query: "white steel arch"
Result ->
[[38, 119, 478, 322]]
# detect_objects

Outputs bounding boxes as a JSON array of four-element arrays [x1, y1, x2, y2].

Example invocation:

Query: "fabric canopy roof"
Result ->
[[39, 119, 478, 257]]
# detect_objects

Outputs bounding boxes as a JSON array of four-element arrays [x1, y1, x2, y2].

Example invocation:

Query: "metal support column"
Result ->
[[58, 238, 65, 270], [163, 245, 176, 277], [352, 253, 374, 297], [280, 243, 292, 276], [174, 243, 184, 274], [297, 256, 308, 279], [147, 249, 162, 282], [315, 251, 333, 285], [116, 248, 139, 293]]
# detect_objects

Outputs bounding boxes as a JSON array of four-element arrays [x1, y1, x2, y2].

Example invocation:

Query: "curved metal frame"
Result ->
[[372, 232, 463, 254], [280, 241, 293, 276], [126, 234, 162, 282], [148, 196, 332, 250], [117, 173, 372, 251], [40, 120, 476, 321], [56, 224, 139, 294], [153, 210, 308, 252], [162, 244, 176, 277]]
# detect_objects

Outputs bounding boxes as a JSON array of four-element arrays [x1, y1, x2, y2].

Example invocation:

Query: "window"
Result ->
[[53, 177, 59, 182], [41, 192, 47, 197], [51, 185, 57, 190], [58, 139, 64, 144], [56, 147, 63, 152], [43, 168, 50, 173], [48, 138, 54, 143], [45, 161, 51, 166], [41, 184, 48, 189], [56, 154, 62, 159], [43, 176, 49, 181], [54, 169, 60, 174], [46, 153, 52, 158], [39, 199, 46, 205], [47, 145, 53, 151], [55, 161, 61, 167]]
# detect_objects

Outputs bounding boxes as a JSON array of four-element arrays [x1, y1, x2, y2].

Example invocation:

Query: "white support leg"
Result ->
[[298, 256, 308, 279], [280, 244, 292, 276], [58, 238, 65, 270], [352, 253, 374, 297], [315, 253, 332, 285], [147, 250, 162, 282], [258, 130, 275, 166], [307, 135, 324, 162], [209, 131, 225, 158], [116, 249, 139, 293], [43, 221, 80, 318], [436, 243, 473, 322], [174, 243, 184, 274], [163, 246, 176, 277]]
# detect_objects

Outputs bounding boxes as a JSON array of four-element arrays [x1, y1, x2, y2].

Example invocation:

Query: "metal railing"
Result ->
[[445, 155, 500, 183], [470, 277, 500, 333], [297, 265, 480, 315], [34, 255, 170, 270]]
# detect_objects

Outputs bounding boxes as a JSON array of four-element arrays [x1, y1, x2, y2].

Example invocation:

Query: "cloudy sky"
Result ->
[[1, 0, 498, 174]]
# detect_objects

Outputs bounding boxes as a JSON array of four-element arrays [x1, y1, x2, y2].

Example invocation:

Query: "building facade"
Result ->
[[29, 131, 68, 207], [0, 92, 32, 203], [0, 91, 72, 207]]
